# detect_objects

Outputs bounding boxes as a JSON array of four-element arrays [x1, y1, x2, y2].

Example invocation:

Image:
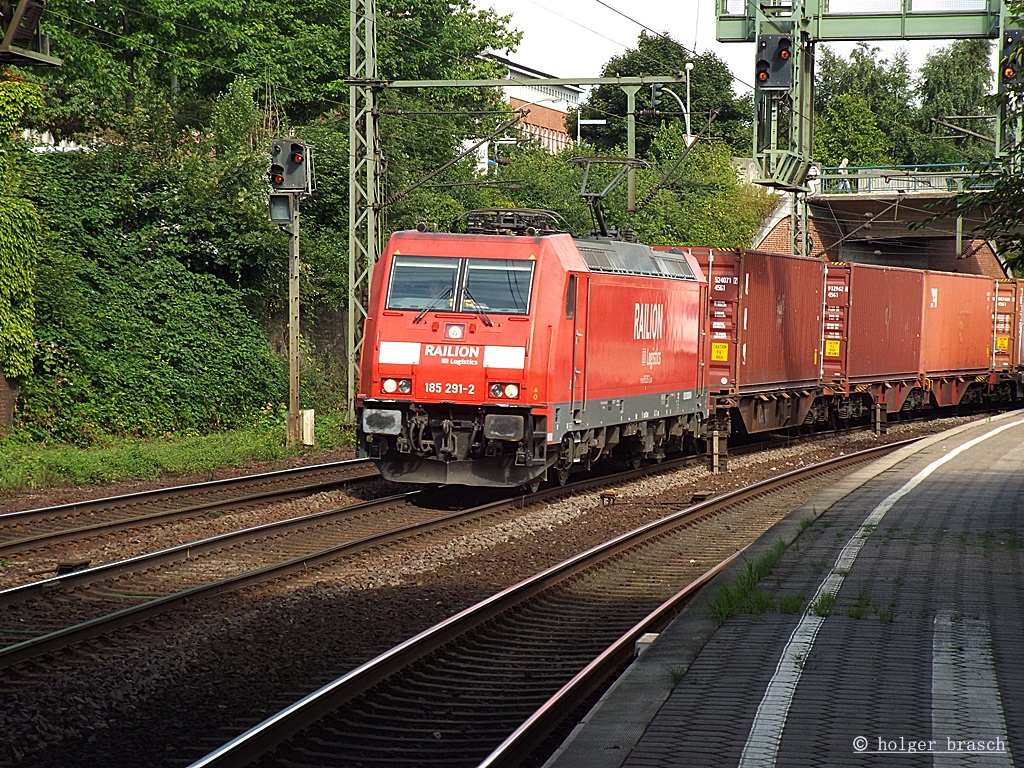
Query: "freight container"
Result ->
[[992, 279, 1021, 375], [658, 247, 824, 432], [822, 263, 925, 388], [693, 249, 824, 394], [921, 271, 993, 376], [920, 271, 995, 407]]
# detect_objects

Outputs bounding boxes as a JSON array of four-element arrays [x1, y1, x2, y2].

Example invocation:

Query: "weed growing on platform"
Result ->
[[847, 585, 872, 619], [876, 601, 896, 622], [810, 592, 836, 617], [777, 592, 806, 613], [668, 665, 688, 685], [708, 539, 788, 622]]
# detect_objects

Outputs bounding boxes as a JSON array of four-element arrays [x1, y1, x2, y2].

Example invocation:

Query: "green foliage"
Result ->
[[0, 77, 43, 138], [472, 134, 772, 249], [0, 407, 353, 490], [814, 44, 917, 166], [13, 130, 289, 442], [583, 32, 751, 157], [639, 131, 775, 247], [19, 253, 286, 443], [0, 197, 40, 378], [916, 40, 994, 163], [815, 92, 890, 166]]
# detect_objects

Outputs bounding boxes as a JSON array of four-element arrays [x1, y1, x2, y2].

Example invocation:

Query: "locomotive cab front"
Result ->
[[357, 229, 565, 486]]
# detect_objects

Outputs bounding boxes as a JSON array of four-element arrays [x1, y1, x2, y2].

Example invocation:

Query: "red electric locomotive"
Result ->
[[356, 210, 708, 487]]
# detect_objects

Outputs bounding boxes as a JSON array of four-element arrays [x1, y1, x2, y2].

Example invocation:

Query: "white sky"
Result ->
[[473, 0, 976, 96]]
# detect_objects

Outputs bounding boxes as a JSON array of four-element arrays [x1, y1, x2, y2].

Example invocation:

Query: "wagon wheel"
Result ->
[[630, 455, 642, 470], [525, 478, 543, 494], [555, 465, 571, 486]]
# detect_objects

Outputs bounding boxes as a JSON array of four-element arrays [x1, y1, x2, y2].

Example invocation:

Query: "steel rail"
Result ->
[[477, 549, 744, 768], [187, 440, 915, 768], [0, 454, 679, 669], [0, 458, 378, 556]]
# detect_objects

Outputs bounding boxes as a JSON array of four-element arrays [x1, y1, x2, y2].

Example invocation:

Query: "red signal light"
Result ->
[[1003, 29, 1024, 86]]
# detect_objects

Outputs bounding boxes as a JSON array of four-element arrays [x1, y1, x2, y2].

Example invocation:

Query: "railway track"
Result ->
[[0, 456, 690, 671], [0, 458, 379, 559], [0, 460, 380, 561], [189, 441, 914, 768]]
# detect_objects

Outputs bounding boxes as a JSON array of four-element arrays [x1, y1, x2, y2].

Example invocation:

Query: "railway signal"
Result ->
[[650, 83, 664, 111], [269, 139, 310, 193], [266, 138, 314, 449], [755, 33, 793, 90], [1001, 29, 1024, 87]]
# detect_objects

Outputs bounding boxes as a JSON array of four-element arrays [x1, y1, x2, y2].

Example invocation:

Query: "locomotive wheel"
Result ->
[[526, 479, 542, 494], [556, 465, 571, 486]]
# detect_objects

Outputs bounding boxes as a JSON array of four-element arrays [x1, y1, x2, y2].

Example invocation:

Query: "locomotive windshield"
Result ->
[[386, 255, 534, 315], [462, 259, 532, 314], [386, 256, 459, 310]]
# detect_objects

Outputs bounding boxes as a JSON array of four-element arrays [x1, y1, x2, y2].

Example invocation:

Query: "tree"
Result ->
[[814, 92, 889, 166], [813, 43, 917, 165], [582, 31, 751, 157], [916, 39, 994, 164]]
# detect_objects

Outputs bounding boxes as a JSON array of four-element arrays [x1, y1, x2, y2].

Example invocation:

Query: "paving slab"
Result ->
[[544, 413, 1024, 768]]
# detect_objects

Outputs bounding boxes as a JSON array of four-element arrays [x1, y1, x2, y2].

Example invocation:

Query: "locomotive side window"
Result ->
[[386, 256, 459, 310], [565, 274, 576, 319], [461, 259, 533, 315]]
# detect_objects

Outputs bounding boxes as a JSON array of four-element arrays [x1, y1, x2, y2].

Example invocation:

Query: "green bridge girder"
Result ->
[[717, 0, 1004, 43], [718, 0, 1020, 255]]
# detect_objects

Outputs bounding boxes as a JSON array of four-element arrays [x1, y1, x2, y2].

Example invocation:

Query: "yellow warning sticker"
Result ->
[[997, 336, 1009, 351], [711, 343, 729, 361], [825, 339, 841, 358]]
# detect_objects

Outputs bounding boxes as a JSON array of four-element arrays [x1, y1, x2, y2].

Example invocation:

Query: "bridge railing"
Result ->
[[814, 162, 998, 195]]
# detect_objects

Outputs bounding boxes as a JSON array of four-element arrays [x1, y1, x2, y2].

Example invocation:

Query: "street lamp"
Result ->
[[684, 62, 694, 138]]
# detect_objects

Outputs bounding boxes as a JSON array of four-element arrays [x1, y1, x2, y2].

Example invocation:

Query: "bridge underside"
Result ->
[[756, 180, 1012, 277]]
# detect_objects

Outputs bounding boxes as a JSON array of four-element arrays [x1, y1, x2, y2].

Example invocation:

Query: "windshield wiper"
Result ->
[[463, 288, 494, 326], [413, 285, 453, 324]]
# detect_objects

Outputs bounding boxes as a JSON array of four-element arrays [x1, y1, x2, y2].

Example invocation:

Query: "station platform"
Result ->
[[544, 412, 1024, 768]]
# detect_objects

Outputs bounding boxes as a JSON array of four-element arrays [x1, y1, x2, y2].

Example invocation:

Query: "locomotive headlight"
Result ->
[[398, 379, 412, 394], [383, 378, 398, 394], [503, 384, 520, 399], [490, 383, 504, 398]]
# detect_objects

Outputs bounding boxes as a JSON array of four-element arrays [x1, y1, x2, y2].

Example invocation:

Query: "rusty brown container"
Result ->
[[993, 279, 1022, 374], [845, 263, 925, 383], [682, 249, 824, 394], [921, 271, 993, 376], [734, 250, 825, 392]]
